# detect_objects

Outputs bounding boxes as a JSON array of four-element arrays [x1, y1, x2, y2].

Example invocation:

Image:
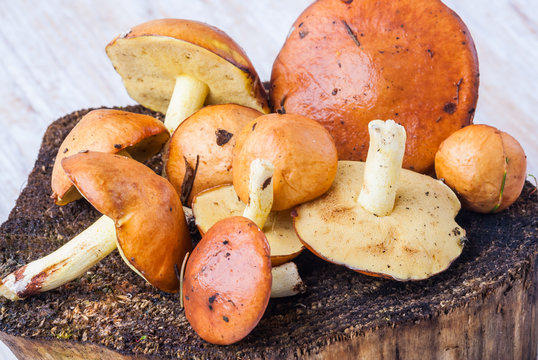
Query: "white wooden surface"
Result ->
[[0, 1, 537, 358]]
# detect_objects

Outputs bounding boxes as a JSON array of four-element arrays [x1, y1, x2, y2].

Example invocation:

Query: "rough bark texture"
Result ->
[[0, 106, 536, 359]]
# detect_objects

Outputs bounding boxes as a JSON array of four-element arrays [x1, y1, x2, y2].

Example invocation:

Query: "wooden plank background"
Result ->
[[0, 0, 536, 358]]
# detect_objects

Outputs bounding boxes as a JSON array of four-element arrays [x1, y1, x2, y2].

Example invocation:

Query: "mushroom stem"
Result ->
[[358, 120, 406, 216], [239, 160, 306, 298], [270, 262, 306, 298], [0, 216, 117, 301], [164, 74, 209, 134], [242, 159, 275, 229]]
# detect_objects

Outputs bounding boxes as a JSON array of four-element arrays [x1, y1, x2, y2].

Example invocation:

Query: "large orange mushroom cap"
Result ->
[[51, 109, 169, 205], [183, 216, 271, 345], [270, 0, 479, 173], [62, 152, 191, 293]]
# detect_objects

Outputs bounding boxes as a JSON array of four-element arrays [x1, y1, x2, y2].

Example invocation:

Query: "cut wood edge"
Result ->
[[2, 254, 535, 359]]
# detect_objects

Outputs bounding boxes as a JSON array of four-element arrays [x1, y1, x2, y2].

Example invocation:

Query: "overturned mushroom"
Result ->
[[106, 19, 269, 134], [193, 185, 303, 266], [1, 152, 191, 300], [294, 120, 466, 280], [51, 109, 169, 205], [183, 216, 272, 345], [166, 104, 262, 205]]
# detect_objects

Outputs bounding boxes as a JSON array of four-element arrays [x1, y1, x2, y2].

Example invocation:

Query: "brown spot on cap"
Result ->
[[215, 129, 233, 146], [443, 102, 457, 114]]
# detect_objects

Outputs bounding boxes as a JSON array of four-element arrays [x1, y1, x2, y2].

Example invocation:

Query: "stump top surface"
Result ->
[[0, 106, 536, 359]]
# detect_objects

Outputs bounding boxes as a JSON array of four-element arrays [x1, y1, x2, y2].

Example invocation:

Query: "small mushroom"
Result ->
[[435, 124, 527, 213], [233, 113, 338, 211], [106, 19, 269, 134], [0, 152, 191, 300], [294, 120, 466, 280], [51, 109, 169, 205], [183, 216, 272, 345], [165, 104, 262, 206]]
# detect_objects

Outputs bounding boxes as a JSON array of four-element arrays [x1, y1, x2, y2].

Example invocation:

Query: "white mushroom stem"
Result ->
[[242, 159, 275, 229], [0, 216, 117, 301], [358, 119, 406, 216], [164, 74, 209, 134], [240, 159, 305, 298], [270, 262, 306, 298]]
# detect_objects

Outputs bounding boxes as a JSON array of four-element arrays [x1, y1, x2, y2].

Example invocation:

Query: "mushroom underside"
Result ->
[[106, 36, 265, 114], [193, 185, 304, 266], [294, 161, 465, 281]]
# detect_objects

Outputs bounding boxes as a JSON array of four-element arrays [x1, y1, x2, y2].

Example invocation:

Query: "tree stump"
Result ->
[[0, 106, 536, 359]]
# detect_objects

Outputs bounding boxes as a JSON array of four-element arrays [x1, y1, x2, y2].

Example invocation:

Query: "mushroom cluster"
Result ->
[[1, 0, 529, 350]]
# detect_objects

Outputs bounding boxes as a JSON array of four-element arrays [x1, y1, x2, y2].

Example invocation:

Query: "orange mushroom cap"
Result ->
[[233, 113, 338, 211], [51, 109, 169, 205], [270, 0, 479, 173], [166, 104, 263, 206], [183, 216, 271, 345], [62, 152, 191, 292]]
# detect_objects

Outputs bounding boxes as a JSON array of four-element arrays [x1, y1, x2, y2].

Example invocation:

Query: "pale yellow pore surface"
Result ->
[[295, 161, 465, 281], [192, 185, 303, 263], [106, 36, 266, 114]]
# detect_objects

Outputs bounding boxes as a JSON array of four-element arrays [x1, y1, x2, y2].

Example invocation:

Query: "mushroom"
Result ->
[[106, 19, 269, 134], [193, 160, 306, 298], [294, 120, 466, 281], [183, 216, 272, 345], [233, 113, 338, 211], [165, 104, 262, 206], [0, 152, 191, 300], [51, 109, 169, 205], [270, 0, 479, 173], [435, 124, 527, 213]]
